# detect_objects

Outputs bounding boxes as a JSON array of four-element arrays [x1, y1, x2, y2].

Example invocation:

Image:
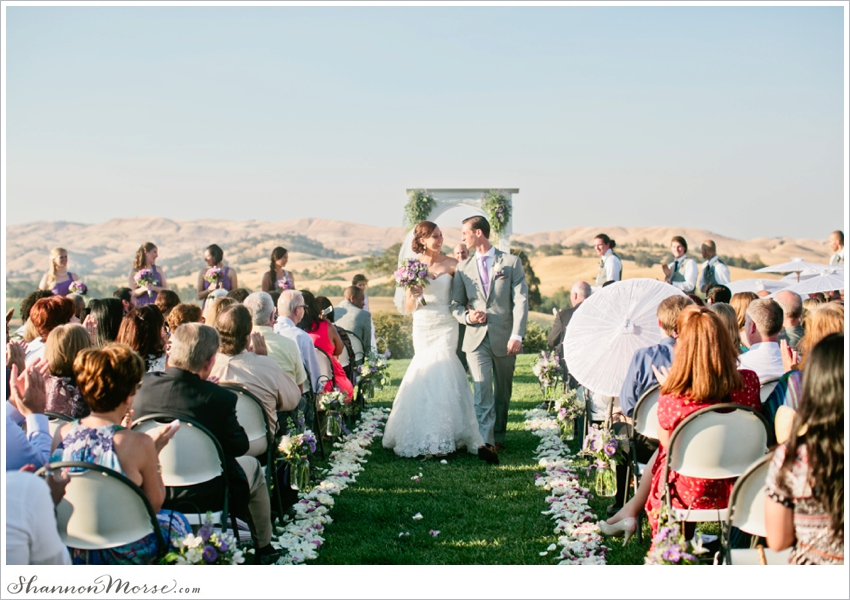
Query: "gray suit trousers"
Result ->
[[467, 334, 516, 446]]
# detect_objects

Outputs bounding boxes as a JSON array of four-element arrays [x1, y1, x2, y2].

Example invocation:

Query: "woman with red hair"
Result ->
[[25, 296, 77, 365]]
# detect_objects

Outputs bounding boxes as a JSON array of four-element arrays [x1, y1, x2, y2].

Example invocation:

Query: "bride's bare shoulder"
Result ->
[[439, 255, 458, 276]]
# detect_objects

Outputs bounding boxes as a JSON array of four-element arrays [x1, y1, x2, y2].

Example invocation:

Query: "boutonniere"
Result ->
[[598, 258, 605, 269], [494, 269, 507, 280]]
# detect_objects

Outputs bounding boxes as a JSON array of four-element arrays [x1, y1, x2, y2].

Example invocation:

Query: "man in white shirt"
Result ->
[[661, 236, 698, 294], [275, 290, 322, 394], [828, 230, 844, 265], [698, 240, 731, 294], [592, 233, 622, 291], [6, 471, 71, 565], [739, 298, 785, 383], [243, 291, 307, 393]]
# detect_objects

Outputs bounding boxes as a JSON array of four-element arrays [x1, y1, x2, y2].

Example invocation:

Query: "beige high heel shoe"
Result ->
[[598, 517, 637, 546]]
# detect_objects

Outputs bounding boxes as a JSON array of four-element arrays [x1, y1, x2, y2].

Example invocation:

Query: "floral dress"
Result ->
[[765, 443, 844, 564], [645, 369, 762, 536], [51, 421, 190, 565]]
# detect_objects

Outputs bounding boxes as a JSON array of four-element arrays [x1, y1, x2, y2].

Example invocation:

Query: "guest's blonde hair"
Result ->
[[798, 303, 844, 368], [708, 303, 742, 355], [730, 291, 758, 331], [203, 296, 236, 328], [46, 324, 92, 378]]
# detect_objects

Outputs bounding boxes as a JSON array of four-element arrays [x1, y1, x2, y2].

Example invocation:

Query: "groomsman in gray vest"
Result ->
[[452, 216, 529, 464], [661, 236, 698, 294], [698, 240, 731, 294], [592, 233, 622, 292]]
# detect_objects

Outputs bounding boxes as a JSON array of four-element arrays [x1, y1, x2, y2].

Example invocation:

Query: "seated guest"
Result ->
[[775, 290, 805, 351], [51, 344, 190, 564], [113, 287, 137, 315], [211, 305, 301, 433], [261, 247, 295, 292], [166, 303, 204, 332], [698, 240, 731, 294], [133, 323, 279, 564], [116, 305, 168, 372], [763, 302, 844, 427], [352, 274, 377, 351], [686, 293, 705, 307], [547, 281, 591, 386], [10, 290, 54, 341], [202, 294, 235, 326], [26, 296, 76, 365], [37, 247, 80, 297], [828, 230, 844, 265], [605, 295, 693, 518], [299, 292, 354, 400], [765, 333, 844, 564], [243, 292, 308, 393], [129, 242, 169, 307], [708, 303, 744, 355], [644, 307, 761, 539], [730, 291, 759, 351], [197, 244, 237, 307], [6, 361, 52, 471], [661, 236, 698, 294], [227, 288, 251, 303], [87, 298, 124, 347], [275, 291, 321, 395], [66, 293, 86, 321], [44, 324, 92, 419], [155, 289, 181, 320], [317, 296, 356, 382], [334, 286, 373, 350], [705, 284, 732, 306], [592, 234, 622, 291], [6, 470, 71, 565], [739, 298, 785, 383], [351, 274, 371, 313]]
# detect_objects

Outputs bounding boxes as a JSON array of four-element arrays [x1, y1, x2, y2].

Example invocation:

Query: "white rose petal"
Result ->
[[412, 513, 423, 520]]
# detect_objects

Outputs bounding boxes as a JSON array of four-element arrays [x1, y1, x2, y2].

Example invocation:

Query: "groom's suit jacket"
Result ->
[[451, 248, 529, 358]]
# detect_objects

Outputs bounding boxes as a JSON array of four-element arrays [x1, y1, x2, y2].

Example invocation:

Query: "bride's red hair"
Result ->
[[412, 221, 438, 254]]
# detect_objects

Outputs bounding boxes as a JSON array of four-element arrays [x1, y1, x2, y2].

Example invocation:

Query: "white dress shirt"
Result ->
[[668, 256, 698, 294], [593, 249, 623, 291], [275, 316, 321, 393], [6, 471, 72, 565], [737, 341, 784, 384], [830, 247, 845, 265], [699, 255, 732, 292]]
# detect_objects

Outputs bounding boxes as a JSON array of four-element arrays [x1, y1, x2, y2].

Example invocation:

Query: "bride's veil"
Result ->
[[393, 229, 419, 316]]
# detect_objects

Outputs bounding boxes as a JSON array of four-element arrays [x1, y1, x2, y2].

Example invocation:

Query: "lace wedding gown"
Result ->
[[383, 273, 485, 457]]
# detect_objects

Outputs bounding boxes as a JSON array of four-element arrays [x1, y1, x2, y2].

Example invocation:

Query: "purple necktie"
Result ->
[[478, 255, 490, 292]]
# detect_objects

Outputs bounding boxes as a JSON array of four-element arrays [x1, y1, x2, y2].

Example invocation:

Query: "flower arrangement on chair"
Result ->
[[644, 504, 709, 565], [580, 425, 629, 498], [553, 389, 584, 441], [163, 513, 245, 565], [318, 388, 354, 437], [358, 352, 390, 398], [532, 351, 561, 403], [278, 423, 317, 492]]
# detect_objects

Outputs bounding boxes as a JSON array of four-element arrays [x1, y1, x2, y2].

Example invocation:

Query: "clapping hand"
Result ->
[[146, 421, 181, 453], [247, 332, 268, 356], [9, 361, 47, 417], [660, 263, 672, 281], [780, 339, 799, 373], [83, 314, 98, 343], [6, 339, 27, 371]]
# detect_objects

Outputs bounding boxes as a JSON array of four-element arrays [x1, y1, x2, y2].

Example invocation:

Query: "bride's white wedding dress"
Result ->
[[383, 273, 485, 457]]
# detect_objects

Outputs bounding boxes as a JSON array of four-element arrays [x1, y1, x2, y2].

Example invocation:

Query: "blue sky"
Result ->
[[4, 5, 845, 239]]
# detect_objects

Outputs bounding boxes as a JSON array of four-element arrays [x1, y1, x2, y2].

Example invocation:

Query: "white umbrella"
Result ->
[[726, 279, 790, 295], [777, 269, 844, 297], [756, 258, 833, 282], [563, 279, 685, 397]]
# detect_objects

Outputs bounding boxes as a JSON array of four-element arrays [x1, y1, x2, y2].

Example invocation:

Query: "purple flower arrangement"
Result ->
[[68, 281, 87, 295], [394, 258, 430, 306], [134, 268, 157, 292], [163, 513, 244, 565], [579, 424, 629, 471], [277, 274, 294, 290], [644, 506, 707, 565]]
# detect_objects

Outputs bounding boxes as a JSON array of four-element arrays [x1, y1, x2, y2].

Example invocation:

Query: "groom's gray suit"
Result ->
[[451, 247, 529, 446]]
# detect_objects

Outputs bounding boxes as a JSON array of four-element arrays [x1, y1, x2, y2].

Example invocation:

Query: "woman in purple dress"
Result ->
[[197, 244, 238, 307], [261, 246, 296, 292], [38, 247, 80, 297], [129, 242, 170, 307]]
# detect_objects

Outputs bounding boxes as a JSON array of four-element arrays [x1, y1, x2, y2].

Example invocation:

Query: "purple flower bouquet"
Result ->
[[204, 266, 223, 286], [134, 269, 156, 295], [393, 258, 430, 306], [68, 281, 87, 295]]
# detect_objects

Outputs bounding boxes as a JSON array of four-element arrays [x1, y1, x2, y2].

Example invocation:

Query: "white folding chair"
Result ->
[[36, 461, 164, 562], [132, 414, 244, 543], [722, 452, 792, 565], [663, 403, 770, 524], [345, 330, 366, 366], [623, 384, 661, 543], [44, 411, 74, 437], [759, 377, 781, 404], [313, 348, 335, 455], [338, 344, 351, 368]]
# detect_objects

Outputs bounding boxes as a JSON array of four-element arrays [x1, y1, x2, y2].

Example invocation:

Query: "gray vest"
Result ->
[[596, 254, 622, 287], [701, 259, 725, 291], [669, 258, 686, 284]]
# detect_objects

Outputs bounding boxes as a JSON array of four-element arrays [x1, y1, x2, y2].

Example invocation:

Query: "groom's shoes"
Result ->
[[477, 445, 499, 465]]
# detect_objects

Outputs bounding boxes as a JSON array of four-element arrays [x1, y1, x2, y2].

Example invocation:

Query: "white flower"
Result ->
[[440, 459, 448, 465], [412, 513, 423, 520], [182, 533, 203, 549]]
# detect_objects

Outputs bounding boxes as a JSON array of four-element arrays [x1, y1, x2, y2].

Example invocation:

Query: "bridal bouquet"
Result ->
[[134, 269, 157, 294], [162, 513, 245, 565], [319, 388, 352, 437], [532, 351, 561, 388], [644, 505, 708, 565], [68, 281, 87, 295], [204, 266, 223, 286], [278, 426, 317, 491], [394, 258, 430, 306], [358, 352, 390, 397]]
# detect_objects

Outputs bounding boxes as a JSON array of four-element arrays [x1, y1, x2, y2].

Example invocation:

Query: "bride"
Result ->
[[382, 221, 485, 458]]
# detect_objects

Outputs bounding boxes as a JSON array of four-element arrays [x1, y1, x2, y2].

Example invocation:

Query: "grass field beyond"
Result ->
[[310, 354, 653, 565]]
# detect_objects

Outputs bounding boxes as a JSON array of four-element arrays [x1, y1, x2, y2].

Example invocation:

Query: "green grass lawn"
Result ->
[[311, 354, 652, 565]]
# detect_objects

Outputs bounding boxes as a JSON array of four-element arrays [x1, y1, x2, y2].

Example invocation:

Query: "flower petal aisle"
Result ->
[[524, 408, 609, 565], [273, 407, 388, 564]]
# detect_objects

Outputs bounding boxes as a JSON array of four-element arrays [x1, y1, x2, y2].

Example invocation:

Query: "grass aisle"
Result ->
[[312, 355, 651, 565]]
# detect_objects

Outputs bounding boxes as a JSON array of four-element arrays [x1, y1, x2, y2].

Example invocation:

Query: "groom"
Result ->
[[451, 215, 529, 465]]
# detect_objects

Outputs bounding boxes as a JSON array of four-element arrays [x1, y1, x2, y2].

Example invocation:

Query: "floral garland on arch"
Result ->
[[482, 190, 511, 237], [524, 408, 609, 565], [272, 407, 388, 564], [404, 189, 437, 228]]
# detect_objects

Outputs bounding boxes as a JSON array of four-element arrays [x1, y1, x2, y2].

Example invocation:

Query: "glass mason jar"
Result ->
[[362, 381, 374, 399], [327, 412, 342, 437], [561, 418, 575, 441], [594, 465, 617, 498], [292, 460, 310, 491]]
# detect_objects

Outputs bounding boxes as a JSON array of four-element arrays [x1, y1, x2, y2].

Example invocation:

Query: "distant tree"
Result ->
[[364, 243, 402, 278], [537, 244, 565, 257], [510, 247, 541, 311], [538, 287, 572, 314]]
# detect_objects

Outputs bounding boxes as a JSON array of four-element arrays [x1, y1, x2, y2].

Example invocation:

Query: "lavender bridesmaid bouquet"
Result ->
[[394, 258, 430, 306], [68, 281, 87, 295], [204, 266, 223, 286], [134, 269, 156, 295]]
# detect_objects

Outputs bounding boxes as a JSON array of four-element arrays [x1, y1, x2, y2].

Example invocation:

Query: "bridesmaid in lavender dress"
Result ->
[[260, 246, 296, 292], [197, 244, 238, 308], [129, 242, 170, 307], [38, 247, 80, 297]]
